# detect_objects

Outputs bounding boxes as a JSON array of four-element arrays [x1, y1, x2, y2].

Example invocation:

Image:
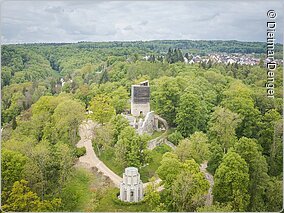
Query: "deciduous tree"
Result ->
[[112, 114, 129, 144], [51, 99, 85, 145], [233, 137, 269, 211], [258, 109, 282, 176], [175, 131, 210, 164], [89, 95, 116, 125], [176, 92, 207, 137], [2, 180, 61, 212], [1, 149, 27, 198], [144, 178, 162, 211], [208, 107, 241, 153], [115, 126, 148, 167], [156, 153, 183, 188], [213, 151, 250, 211], [221, 81, 261, 138], [172, 170, 209, 212], [151, 77, 183, 126]]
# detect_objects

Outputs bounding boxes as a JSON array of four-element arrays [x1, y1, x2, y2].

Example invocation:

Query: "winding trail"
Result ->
[[200, 161, 214, 206], [76, 119, 214, 205], [76, 120, 122, 187]]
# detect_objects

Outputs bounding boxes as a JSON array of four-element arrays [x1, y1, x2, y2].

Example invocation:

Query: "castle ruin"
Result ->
[[131, 80, 150, 116]]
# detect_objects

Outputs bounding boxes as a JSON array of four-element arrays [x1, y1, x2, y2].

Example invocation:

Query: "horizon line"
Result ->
[[2, 39, 283, 45]]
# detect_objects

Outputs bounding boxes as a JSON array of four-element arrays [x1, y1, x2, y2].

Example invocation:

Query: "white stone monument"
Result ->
[[119, 167, 144, 202]]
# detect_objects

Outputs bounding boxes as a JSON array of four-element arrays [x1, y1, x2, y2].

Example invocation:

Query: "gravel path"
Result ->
[[76, 120, 122, 187], [76, 119, 161, 189], [200, 161, 214, 206], [76, 119, 214, 205]]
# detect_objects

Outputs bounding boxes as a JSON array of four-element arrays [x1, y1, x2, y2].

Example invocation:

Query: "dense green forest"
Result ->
[[1, 40, 283, 212]]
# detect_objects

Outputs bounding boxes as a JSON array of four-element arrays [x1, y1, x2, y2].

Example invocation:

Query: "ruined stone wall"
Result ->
[[138, 111, 158, 135]]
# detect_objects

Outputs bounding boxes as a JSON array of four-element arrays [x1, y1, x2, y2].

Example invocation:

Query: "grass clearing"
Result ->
[[94, 145, 125, 177], [167, 127, 176, 135], [94, 142, 172, 182], [61, 167, 151, 211], [140, 144, 173, 182], [93, 187, 151, 212], [149, 130, 165, 139], [61, 167, 98, 211]]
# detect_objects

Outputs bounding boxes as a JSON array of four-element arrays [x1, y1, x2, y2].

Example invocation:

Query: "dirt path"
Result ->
[[76, 119, 214, 205], [200, 161, 214, 206], [76, 119, 162, 189], [76, 120, 122, 187]]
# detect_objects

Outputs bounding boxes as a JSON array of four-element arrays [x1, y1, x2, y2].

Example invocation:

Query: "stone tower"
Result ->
[[119, 167, 144, 202], [131, 80, 150, 116]]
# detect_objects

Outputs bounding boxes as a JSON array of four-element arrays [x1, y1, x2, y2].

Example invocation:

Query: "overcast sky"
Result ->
[[1, 0, 283, 44]]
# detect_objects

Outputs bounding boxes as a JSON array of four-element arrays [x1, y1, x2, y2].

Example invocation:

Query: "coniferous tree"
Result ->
[[177, 49, 184, 62]]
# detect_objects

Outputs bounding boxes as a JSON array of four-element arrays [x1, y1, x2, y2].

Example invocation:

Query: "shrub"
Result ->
[[76, 147, 86, 158], [167, 130, 184, 145]]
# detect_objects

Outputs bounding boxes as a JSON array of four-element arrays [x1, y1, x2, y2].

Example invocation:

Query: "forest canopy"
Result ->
[[1, 40, 283, 212]]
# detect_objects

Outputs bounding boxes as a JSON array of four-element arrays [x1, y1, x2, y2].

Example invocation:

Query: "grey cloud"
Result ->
[[123, 25, 133, 31], [1, 0, 283, 44], [139, 20, 148, 26], [194, 13, 220, 22], [44, 6, 64, 14]]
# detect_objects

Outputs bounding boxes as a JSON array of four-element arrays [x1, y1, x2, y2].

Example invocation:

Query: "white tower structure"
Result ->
[[119, 167, 144, 202]]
